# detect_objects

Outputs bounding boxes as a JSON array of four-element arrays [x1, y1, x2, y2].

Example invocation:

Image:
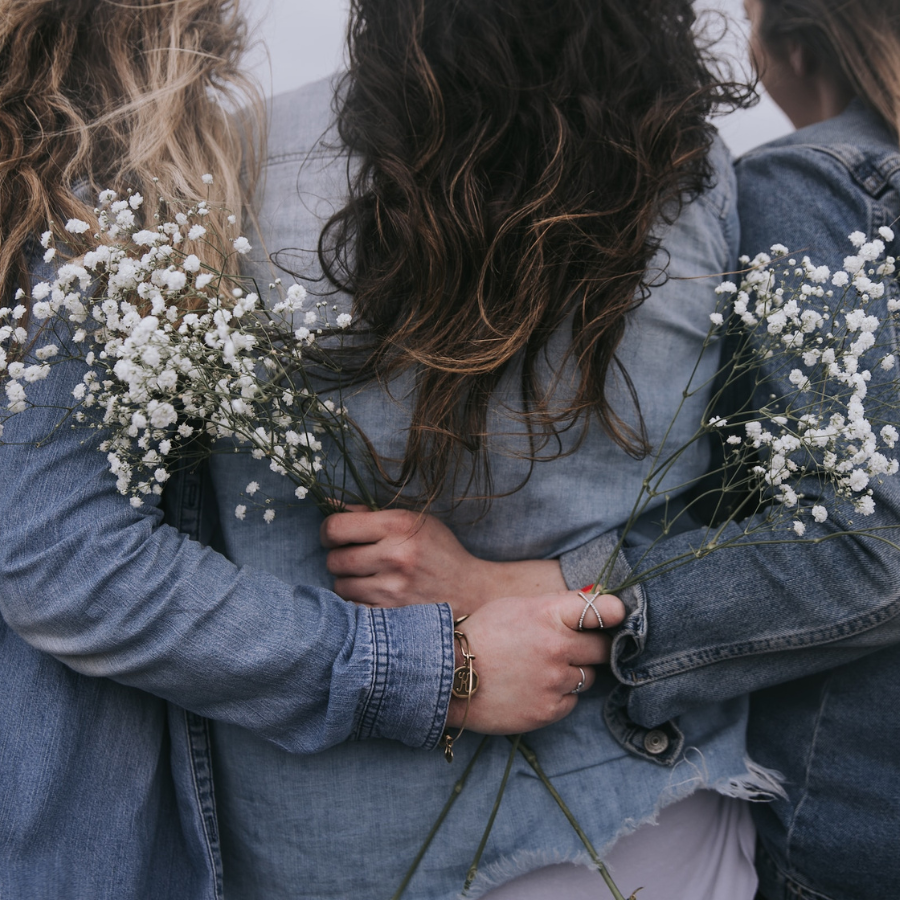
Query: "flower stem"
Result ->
[[462, 734, 521, 894], [512, 737, 630, 900], [390, 736, 490, 900]]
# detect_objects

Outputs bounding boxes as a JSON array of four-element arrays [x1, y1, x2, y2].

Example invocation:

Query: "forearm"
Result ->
[[0, 357, 454, 753]]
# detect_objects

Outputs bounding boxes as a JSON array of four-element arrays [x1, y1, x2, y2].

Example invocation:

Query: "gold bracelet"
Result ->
[[441, 618, 479, 763]]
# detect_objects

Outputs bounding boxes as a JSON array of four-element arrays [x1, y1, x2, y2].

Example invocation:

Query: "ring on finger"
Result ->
[[569, 666, 587, 695], [577, 591, 604, 631]]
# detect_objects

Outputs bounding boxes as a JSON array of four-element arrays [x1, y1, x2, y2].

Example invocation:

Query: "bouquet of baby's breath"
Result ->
[[3, 189, 900, 900], [0, 183, 377, 517], [591, 231, 900, 599]]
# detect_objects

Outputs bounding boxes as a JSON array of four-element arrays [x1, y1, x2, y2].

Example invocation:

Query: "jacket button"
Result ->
[[643, 730, 669, 755]]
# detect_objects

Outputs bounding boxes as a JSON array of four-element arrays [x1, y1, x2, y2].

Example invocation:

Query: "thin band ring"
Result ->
[[570, 666, 587, 695], [577, 591, 604, 631]]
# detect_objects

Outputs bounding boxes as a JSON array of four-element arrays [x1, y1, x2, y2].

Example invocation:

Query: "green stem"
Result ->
[[513, 738, 629, 900], [390, 736, 490, 900], [463, 735, 521, 894]]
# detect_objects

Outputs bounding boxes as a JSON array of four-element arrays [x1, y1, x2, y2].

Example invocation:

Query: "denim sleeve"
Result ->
[[561, 145, 900, 728], [0, 294, 454, 752]]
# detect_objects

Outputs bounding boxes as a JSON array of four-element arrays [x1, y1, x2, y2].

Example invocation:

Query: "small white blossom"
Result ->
[[812, 505, 828, 523], [232, 237, 252, 255], [245, 481, 260, 496], [264, 509, 276, 524], [65, 218, 91, 234], [793, 521, 806, 536], [235, 505, 247, 520], [832, 271, 849, 287], [201, 173, 214, 185]]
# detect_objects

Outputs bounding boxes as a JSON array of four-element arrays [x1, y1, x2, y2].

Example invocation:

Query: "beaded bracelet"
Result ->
[[441, 618, 479, 763]]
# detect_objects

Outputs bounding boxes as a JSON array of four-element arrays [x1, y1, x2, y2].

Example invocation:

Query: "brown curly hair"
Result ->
[[320, 0, 749, 504]]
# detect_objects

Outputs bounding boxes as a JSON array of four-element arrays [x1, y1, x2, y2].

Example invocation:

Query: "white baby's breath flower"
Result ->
[[234, 505, 247, 520], [188, 225, 207, 241], [812, 505, 828, 523], [245, 481, 260, 496], [201, 174, 214, 185], [196, 273, 215, 290], [832, 271, 849, 287], [792, 521, 806, 536], [183, 255, 201, 273], [295, 486, 308, 500], [709, 312, 724, 326], [336, 313, 352, 329], [232, 237, 252, 255], [879, 226, 895, 242], [65, 218, 91, 235], [849, 231, 867, 248], [264, 509, 276, 524]]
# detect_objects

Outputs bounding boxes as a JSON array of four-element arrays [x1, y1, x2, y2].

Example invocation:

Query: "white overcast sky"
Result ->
[[242, 0, 793, 157]]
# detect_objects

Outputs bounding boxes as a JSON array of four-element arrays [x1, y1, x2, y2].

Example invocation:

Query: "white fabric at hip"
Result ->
[[480, 790, 757, 900]]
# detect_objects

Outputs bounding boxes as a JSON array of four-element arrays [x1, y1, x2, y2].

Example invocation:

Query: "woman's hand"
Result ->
[[445, 590, 627, 734], [321, 507, 568, 617]]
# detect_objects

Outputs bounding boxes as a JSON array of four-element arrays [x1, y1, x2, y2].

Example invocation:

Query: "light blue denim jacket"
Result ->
[[204, 80, 765, 900], [0, 76, 750, 899], [562, 102, 900, 900]]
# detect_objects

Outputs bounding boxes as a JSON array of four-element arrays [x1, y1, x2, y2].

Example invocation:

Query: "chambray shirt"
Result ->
[[205, 79, 759, 900]]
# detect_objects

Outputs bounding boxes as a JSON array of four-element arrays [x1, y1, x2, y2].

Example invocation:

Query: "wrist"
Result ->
[[490, 558, 567, 599]]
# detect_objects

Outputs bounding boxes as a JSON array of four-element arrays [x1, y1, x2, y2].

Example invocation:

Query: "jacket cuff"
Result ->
[[354, 602, 455, 750]]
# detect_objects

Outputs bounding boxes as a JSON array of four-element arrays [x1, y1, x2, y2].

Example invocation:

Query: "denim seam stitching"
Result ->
[[619, 602, 900, 683], [183, 709, 225, 899], [356, 607, 388, 740], [783, 672, 833, 874]]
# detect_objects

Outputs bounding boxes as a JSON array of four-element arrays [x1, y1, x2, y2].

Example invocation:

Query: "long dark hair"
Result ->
[[321, 0, 746, 505]]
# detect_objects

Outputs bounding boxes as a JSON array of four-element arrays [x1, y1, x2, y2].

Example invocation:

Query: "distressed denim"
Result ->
[[561, 102, 900, 900]]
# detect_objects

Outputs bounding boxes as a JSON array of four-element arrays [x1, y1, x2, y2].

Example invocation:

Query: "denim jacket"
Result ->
[[561, 102, 900, 900], [0, 218, 452, 900]]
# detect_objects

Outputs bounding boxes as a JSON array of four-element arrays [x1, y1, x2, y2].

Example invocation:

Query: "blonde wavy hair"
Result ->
[[0, 0, 263, 304]]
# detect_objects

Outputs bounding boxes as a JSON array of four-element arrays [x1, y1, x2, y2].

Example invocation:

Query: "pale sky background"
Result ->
[[242, 0, 793, 158]]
